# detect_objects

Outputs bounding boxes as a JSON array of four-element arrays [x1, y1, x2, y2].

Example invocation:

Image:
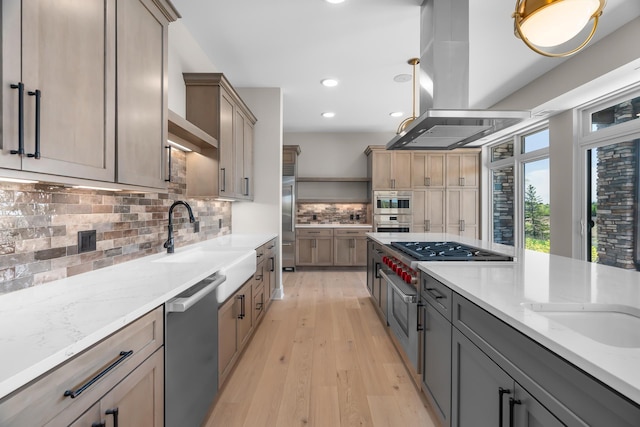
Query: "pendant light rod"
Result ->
[[396, 57, 420, 135]]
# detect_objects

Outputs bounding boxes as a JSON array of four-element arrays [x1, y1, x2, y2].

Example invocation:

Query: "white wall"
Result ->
[[168, 21, 218, 115], [284, 132, 393, 177], [233, 88, 284, 297]]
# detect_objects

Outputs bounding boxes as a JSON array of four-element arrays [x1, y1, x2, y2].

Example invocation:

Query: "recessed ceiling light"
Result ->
[[325, 0, 345, 4], [321, 78, 338, 87], [389, 112, 403, 118], [393, 73, 412, 83], [322, 112, 336, 118]]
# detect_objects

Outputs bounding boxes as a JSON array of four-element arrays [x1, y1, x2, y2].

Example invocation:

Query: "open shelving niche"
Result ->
[[296, 177, 371, 203], [167, 109, 219, 197]]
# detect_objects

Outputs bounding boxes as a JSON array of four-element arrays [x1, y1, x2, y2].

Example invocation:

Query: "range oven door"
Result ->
[[380, 269, 421, 372]]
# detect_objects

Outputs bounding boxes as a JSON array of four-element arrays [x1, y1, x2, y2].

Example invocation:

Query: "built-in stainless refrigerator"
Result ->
[[282, 175, 296, 270]]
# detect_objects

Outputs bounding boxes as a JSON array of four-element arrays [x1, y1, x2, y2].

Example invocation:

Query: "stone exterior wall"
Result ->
[[0, 150, 231, 293], [596, 140, 638, 269], [492, 166, 515, 246], [297, 203, 370, 224]]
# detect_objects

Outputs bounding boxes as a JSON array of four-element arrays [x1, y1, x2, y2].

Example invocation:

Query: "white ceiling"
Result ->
[[171, 0, 640, 134]]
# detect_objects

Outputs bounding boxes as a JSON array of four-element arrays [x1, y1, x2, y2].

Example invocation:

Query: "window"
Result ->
[[524, 159, 550, 253], [579, 88, 640, 271], [488, 126, 550, 252]]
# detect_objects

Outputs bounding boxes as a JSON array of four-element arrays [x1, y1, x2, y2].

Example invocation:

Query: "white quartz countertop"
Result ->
[[367, 232, 640, 405], [296, 223, 372, 228], [0, 233, 276, 401]]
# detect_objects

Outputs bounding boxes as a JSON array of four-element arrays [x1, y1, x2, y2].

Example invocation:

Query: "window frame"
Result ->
[[576, 85, 640, 262], [487, 123, 550, 250]]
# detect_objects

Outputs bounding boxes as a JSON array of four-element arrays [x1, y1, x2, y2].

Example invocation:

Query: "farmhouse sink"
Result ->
[[522, 303, 640, 348], [151, 248, 217, 263]]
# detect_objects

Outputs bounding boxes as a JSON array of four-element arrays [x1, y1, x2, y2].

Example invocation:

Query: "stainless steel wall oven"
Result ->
[[373, 191, 412, 215]]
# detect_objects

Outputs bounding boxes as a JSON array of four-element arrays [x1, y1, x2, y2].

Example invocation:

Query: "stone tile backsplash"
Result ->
[[297, 203, 371, 224], [0, 150, 231, 294]]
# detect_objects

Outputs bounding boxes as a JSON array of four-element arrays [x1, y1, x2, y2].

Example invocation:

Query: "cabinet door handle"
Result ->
[[459, 177, 464, 186], [425, 176, 431, 186], [508, 397, 521, 427], [312, 239, 316, 248], [350, 238, 355, 248], [26, 89, 41, 159], [244, 177, 250, 196], [423, 305, 429, 331], [236, 294, 245, 319], [269, 257, 275, 272], [105, 408, 119, 427], [425, 219, 431, 232], [416, 302, 424, 331], [91, 422, 106, 427], [64, 350, 133, 398], [165, 145, 172, 182], [460, 220, 465, 232], [498, 387, 512, 427], [374, 262, 381, 279], [10, 82, 25, 155], [391, 178, 396, 189], [220, 168, 226, 192]]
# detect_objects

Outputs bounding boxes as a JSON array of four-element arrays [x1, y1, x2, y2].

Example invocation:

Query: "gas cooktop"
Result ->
[[389, 241, 513, 262]]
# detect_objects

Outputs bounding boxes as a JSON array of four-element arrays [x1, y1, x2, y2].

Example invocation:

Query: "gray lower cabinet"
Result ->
[[452, 327, 561, 427], [367, 240, 387, 321], [453, 293, 640, 427], [421, 298, 452, 427]]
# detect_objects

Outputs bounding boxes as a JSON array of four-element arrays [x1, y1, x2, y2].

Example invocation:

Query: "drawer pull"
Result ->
[[105, 408, 119, 427], [425, 287, 445, 300], [64, 350, 133, 399], [92, 422, 106, 427]]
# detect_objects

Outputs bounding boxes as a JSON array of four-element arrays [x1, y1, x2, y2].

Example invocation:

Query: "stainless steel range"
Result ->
[[367, 239, 513, 389], [390, 241, 514, 262]]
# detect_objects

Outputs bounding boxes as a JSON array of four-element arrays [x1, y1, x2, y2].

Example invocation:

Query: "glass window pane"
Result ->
[[524, 159, 550, 253], [522, 129, 549, 154], [491, 141, 514, 161], [591, 96, 640, 132], [492, 166, 515, 246], [588, 140, 640, 270]]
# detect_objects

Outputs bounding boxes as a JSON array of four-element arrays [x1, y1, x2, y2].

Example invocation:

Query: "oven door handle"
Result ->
[[380, 270, 416, 303]]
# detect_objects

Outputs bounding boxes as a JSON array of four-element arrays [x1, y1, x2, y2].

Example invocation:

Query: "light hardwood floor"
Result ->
[[204, 270, 437, 427]]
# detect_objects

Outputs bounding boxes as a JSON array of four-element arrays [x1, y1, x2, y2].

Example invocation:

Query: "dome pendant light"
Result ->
[[513, 0, 606, 57], [396, 58, 420, 135]]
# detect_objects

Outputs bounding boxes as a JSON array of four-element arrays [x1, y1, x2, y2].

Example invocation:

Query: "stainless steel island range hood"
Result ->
[[387, 0, 530, 151]]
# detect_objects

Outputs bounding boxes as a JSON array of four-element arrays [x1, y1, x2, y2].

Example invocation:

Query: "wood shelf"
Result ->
[[168, 109, 218, 152]]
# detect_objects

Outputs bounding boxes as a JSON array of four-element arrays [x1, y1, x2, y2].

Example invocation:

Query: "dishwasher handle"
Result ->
[[166, 274, 226, 313]]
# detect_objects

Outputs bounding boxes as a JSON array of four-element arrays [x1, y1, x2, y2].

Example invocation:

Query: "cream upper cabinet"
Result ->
[[1, 0, 116, 181], [367, 147, 412, 190], [1, 0, 177, 187], [446, 188, 479, 238], [116, 0, 173, 188], [446, 152, 480, 188], [184, 73, 257, 200], [412, 153, 446, 188], [413, 189, 446, 233]]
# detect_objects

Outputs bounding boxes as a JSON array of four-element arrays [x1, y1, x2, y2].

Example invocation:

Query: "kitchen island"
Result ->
[[367, 232, 640, 426], [0, 233, 276, 403]]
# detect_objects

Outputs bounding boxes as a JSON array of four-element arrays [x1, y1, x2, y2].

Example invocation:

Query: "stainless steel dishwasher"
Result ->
[[165, 272, 226, 427]]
